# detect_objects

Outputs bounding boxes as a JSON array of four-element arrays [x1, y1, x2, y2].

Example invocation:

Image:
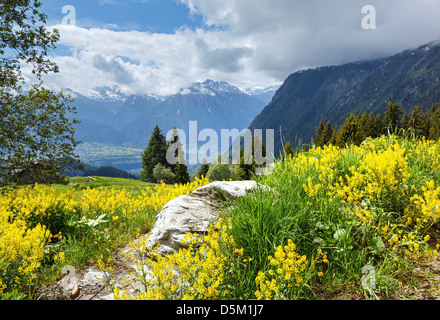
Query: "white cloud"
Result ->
[[31, 0, 440, 95]]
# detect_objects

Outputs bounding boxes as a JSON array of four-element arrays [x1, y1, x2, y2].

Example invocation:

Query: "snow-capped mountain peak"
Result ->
[[242, 84, 281, 105], [84, 86, 128, 103], [179, 79, 244, 96], [242, 85, 281, 96]]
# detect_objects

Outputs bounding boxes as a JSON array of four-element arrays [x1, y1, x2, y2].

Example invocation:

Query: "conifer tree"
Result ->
[[373, 114, 384, 137], [174, 162, 190, 184], [315, 120, 326, 148], [239, 134, 266, 180], [401, 113, 410, 132], [408, 106, 426, 138], [357, 112, 374, 141], [428, 107, 440, 140], [141, 125, 169, 182], [335, 113, 361, 147], [367, 112, 378, 138], [167, 127, 190, 184], [357, 112, 366, 141], [384, 101, 402, 133], [322, 121, 335, 146], [282, 141, 295, 160], [197, 157, 210, 179]]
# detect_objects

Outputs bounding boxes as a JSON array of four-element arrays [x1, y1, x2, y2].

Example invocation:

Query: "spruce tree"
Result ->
[[322, 121, 335, 146], [168, 127, 190, 184], [315, 120, 326, 148], [174, 163, 190, 184], [401, 113, 410, 132], [428, 107, 440, 140], [335, 113, 361, 147], [357, 112, 373, 141], [373, 114, 384, 137], [282, 141, 295, 160], [408, 106, 426, 138], [197, 157, 210, 179], [367, 112, 378, 138], [239, 134, 266, 180], [141, 125, 169, 182], [384, 101, 402, 133]]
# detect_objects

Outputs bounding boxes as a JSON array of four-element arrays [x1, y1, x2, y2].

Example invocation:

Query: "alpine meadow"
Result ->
[[2, 0, 440, 305]]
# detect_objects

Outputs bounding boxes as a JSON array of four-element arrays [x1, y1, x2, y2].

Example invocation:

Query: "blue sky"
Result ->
[[42, 0, 204, 33], [29, 0, 440, 96]]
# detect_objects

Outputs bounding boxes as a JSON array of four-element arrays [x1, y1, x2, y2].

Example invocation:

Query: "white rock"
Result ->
[[146, 181, 259, 255], [191, 180, 258, 200], [146, 195, 218, 255]]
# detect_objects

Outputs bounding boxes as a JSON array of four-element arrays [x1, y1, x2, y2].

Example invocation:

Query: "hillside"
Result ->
[[249, 40, 440, 153]]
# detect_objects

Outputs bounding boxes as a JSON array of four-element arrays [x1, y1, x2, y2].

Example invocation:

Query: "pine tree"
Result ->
[[367, 112, 378, 138], [384, 101, 402, 133], [408, 106, 426, 138], [315, 120, 326, 148], [282, 141, 295, 160], [168, 128, 190, 184], [322, 121, 335, 146], [373, 114, 384, 137], [239, 134, 266, 180], [357, 112, 374, 141], [174, 163, 190, 184], [141, 125, 169, 182], [197, 157, 210, 179], [428, 107, 440, 140], [335, 113, 361, 147], [401, 113, 410, 132]]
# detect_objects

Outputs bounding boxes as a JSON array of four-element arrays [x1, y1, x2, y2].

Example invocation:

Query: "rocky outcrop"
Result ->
[[146, 180, 259, 255], [44, 180, 261, 300]]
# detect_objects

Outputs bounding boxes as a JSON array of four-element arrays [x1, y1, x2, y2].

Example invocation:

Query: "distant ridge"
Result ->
[[67, 80, 279, 149], [249, 40, 440, 153]]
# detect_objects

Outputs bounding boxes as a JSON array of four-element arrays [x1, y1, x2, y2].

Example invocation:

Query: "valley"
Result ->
[[69, 80, 279, 174]]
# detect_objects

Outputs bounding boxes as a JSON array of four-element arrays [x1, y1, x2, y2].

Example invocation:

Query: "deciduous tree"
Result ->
[[1, 1, 80, 185]]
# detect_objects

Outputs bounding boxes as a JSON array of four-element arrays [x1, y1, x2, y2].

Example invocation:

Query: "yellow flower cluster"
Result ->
[[0, 204, 51, 294], [255, 240, 310, 300], [1, 183, 75, 224], [275, 135, 440, 265], [108, 217, 239, 300], [0, 176, 210, 296], [410, 180, 440, 227], [74, 176, 210, 217]]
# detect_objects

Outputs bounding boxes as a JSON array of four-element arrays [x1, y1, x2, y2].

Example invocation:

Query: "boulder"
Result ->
[[146, 180, 259, 255], [191, 180, 258, 201], [42, 180, 263, 300]]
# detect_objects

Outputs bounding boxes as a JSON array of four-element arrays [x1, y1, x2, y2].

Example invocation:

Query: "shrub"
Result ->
[[153, 164, 175, 184]]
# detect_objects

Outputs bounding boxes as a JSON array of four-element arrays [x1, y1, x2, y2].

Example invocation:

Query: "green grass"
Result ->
[[4, 135, 440, 300], [25, 177, 159, 296], [52, 176, 156, 195], [220, 134, 440, 299]]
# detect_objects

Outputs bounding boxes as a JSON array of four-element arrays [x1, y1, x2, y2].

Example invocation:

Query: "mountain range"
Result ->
[[68, 39, 440, 173], [250, 40, 440, 153], [66, 80, 279, 172], [68, 80, 279, 149]]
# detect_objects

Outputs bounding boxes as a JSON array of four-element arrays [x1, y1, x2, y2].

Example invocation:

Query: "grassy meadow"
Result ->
[[1, 134, 440, 300]]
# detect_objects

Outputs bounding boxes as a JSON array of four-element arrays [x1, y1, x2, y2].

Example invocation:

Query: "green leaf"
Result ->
[[369, 236, 385, 249], [333, 229, 346, 240]]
